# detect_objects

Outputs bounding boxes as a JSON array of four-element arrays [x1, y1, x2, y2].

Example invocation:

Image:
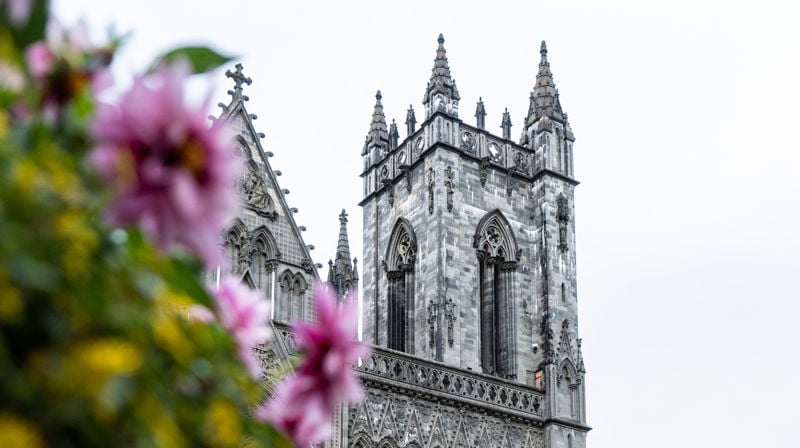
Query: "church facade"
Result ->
[[218, 35, 589, 448]]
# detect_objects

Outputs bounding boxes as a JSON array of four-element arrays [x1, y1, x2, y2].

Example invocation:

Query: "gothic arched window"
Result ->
[[385, 219, 417, 353], [558, 359, 580, 420], [251, 226, 279, 294], [223, 219, 250, 275], [277, 270, 307, 323], [474, 210, 519, 378]]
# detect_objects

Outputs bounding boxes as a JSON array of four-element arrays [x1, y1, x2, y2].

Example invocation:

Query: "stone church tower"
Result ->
[[218, 37, 589, 448], [347, 36, 589, 447]]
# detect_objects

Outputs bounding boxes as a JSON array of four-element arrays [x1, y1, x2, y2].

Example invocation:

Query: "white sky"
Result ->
[[54, 1, 800, 446]]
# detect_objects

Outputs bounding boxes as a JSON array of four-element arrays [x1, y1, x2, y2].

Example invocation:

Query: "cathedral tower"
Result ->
[[356, 37, 588, 447]]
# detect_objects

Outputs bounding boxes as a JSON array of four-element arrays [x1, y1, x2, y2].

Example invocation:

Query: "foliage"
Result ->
[[0, 2, 360, 447]]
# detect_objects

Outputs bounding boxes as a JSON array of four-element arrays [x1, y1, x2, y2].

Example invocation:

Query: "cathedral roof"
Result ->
[[218, 64, 320, 282]]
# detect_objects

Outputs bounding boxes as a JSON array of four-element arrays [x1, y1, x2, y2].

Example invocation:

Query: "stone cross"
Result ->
[[226, 63, 252, 101]]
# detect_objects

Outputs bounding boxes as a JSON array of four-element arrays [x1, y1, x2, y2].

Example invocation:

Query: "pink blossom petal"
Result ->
[[89, 61, 241, 266], [25, 42, 53, 81]]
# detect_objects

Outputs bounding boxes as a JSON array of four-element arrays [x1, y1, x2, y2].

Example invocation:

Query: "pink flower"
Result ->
[[90, 61, 240, 266], [256, 284, 369, 447], [211, 279, 272, 377], [3, 0, 33, 25], [25, 42, 53, 82], [25, 20, 113, 95]]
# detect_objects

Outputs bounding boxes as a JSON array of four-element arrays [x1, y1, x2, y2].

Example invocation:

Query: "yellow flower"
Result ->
[[0, 413, 44, 448], [152, 312, 192, 364], [73, 338, 142, 375], [65, 338, 143, 396], [9, 159, 41, 199], [139, 395, 186, 448], [205, 398, 242, 447], [55, 209, 98, 280], [0, 268, 21, 321]]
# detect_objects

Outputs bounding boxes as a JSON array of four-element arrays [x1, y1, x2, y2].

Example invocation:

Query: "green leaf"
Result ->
[[149, 46, 234, 74], [166, 255, 214, 308]]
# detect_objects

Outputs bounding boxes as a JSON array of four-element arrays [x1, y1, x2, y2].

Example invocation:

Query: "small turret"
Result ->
[[422, 34, 460, 119], [475, 97, 486, 129], [389, 119, 399, 150], [501, 108, 512, 140], [405, 105, 417, 136], [363, 90, 390, 163], [525, 41, 563, 125]]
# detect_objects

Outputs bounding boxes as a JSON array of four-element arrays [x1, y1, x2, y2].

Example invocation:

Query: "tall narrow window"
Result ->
[[223, 219, 249, 276], [385, 219, 417, 353], [251, 226, 279, 296], [474, 210, 519, 378], [277, 270, 307, 322]]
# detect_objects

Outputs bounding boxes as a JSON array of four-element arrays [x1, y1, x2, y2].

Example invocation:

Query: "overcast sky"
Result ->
[[54, 1, 799, 446]]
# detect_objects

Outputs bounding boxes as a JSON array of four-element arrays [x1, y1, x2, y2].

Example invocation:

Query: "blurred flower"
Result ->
[[24, 19, 114, 113], [187, 304, 215, 323], [0, 413, 43, 448], [90, 60, 240, 266], [256, 284, 368, 447], [2, 0, 33, 25], [211, 278, 271, 377]]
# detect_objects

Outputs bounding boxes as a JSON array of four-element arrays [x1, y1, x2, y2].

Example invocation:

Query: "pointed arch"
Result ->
[[350, 435, 372, 448], [474, 210, 518, 379], [277, 269, 305, 323], [241, 270, 256, 290], [384, 218, 417, 353], [224, 218, 250, 275], [377, 438, 399, 448], [292, 273, 308, 321], [385, 218, 417, 271], [249, 226, 279, 293], [558, 358, 580, 420], [474, 210, 519, 260]]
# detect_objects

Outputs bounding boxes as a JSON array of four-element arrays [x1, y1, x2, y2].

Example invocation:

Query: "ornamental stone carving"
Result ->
[[240, 164, 277, 220], [479, 157, 490, 187], [513, 151, 529, 172], [460, 131, 475, 152], [427, 168, 435, 214], [444, 166, 454, 212], [445, 298, 456, 347]]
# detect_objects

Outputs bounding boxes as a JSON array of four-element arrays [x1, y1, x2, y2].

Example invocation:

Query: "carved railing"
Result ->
[[267, 323, 544, 419], [355, 346, 544, 419]]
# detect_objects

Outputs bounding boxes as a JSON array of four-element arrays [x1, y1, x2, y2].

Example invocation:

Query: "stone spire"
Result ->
[[364, 90, 390, 158], [501, 108, 512, 140], [422, 33, 460, 119], [328, 209, 359, 301], [525, 41, 564, 125], [475, 97, 486, 129]]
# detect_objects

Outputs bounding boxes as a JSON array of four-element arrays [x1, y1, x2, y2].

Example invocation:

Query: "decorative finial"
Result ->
[[375, 90, 382, 101], [438, 33, 445, 45], [339, 209, 348, 223], [225, 63, 252, 100], [540, 40, 548, 56]]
